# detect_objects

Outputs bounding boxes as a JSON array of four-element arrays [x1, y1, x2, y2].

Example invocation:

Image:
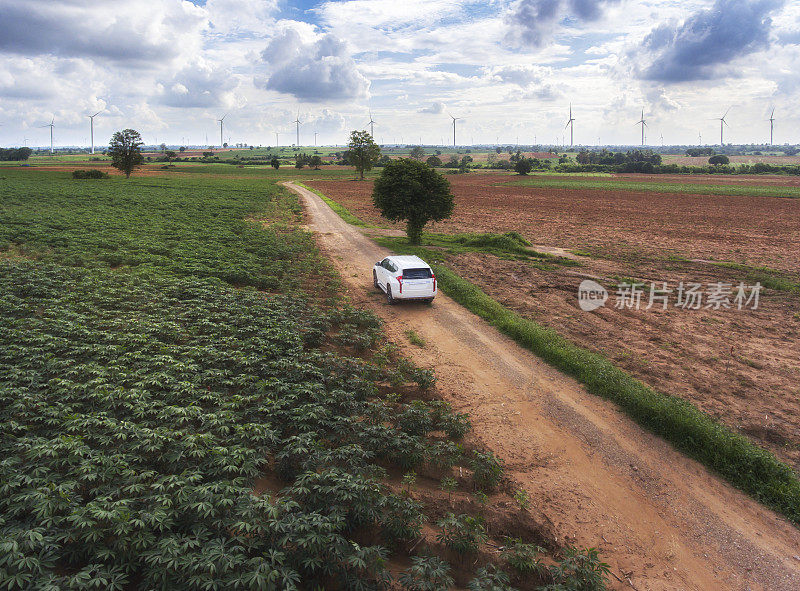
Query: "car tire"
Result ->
[[424, 298, 434, 305], [387, 285, 396, 305], [373, 270, 380, 290]]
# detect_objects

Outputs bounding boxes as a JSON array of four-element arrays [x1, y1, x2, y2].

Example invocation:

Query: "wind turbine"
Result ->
[[275, 132, 280, 147], [565, 104, 575, 147], [367, 111, 376, 138], [768, 108, 775, 145], [715, 107, 730, 146], [636, 108, 647, 146], [293, 111, 301, 147], [40, 118, 55, 155], [88, 111, 102, 154], [314, 131, 318, 146], [217, 113, 228, 148], [449, 114, 461, 147]]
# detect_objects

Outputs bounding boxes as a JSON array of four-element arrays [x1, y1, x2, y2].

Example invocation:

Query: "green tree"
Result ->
[[346, 130, 381, 179], [270, 157, 280, 170], [514, 158, 533, 175], [309, 155, 323, 169], [372, 158, 454, 245], [409, 145, 425, 160], [426, 155, 442, 167], [108, 129, 144, 178], [165, 150, 177, 162], [709, 154, 730, 165]]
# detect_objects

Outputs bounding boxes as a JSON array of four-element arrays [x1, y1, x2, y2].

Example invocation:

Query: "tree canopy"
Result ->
[[346, 130, 381, 179], [0, 147, 33, 161], [108, 129, 144, 178], [709, 154, 730, 165], [409, 146, 425, 160], [372, 159, 454, 244], [514, 158, 533, 175]]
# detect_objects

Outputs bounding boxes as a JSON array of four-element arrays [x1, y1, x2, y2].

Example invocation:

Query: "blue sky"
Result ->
[[0, 0, 798, 147]]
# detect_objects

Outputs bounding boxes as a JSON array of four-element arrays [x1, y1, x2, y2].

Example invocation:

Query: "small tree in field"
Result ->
[[409, 146, 425, 160], [514, 158, 533, 175], [709, 154, 730, 165], [346, 130, 381, 179], [109, 129, 144, 178], [373, 159, 454, 245], [309, 155, 323, 169]]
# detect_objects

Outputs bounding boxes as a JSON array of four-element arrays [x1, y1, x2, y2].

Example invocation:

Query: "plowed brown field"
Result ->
[[306, 173, 800, 471]]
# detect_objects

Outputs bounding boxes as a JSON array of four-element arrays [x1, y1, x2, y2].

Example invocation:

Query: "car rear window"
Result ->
[[402, 268, 432, 279]]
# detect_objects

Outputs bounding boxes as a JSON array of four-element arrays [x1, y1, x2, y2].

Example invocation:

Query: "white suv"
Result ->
[[373, 255, 436, 304]]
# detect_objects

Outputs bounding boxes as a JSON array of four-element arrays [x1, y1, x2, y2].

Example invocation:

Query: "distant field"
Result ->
[[507, 175, 800, 198], [664, 154, 800, 166]]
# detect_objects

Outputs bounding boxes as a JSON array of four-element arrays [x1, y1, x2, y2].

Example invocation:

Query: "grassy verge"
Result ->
[[506, 177, 800, 199], [295, 181, 375, 227], [376, 237, 800, 523], [708, 261, 800, 293]]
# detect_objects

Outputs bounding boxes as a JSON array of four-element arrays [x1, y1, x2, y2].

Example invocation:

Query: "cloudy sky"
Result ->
[[1, 0, 798, 148]]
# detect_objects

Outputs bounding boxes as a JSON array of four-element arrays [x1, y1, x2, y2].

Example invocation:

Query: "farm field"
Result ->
[[305, 173, 800, 471], [0, 167, 603, 589]]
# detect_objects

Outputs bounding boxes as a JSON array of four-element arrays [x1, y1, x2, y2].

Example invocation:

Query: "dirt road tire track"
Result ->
[[285, 181, 800, 591]]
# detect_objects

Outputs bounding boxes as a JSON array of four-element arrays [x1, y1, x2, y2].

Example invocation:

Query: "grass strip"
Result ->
[[708, 261, 800, 293], [371, 235, 800, 525], [295, 182, 374, 227], [506, 177, 800, 199]]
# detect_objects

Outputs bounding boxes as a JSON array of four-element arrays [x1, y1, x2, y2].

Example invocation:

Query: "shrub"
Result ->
[[436, 513, 488, 555], [399, 555, 454, 591], [470, 450, 504, 491], [546, 546, 610, 591], [467, 565, 515, 591], [501, 538, 547, 576], [72, 169, 108, 179]]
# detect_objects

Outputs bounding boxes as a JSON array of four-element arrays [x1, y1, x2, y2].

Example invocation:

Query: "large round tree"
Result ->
[[108, 129, 144, 178], [372, 158, 454, 245]]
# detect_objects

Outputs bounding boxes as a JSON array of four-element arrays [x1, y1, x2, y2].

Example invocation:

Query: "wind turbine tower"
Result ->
[[368, 111, 376, 138], [768, 108, 775, 145], [217, 113, 227, 148], [565, 104, 575, 147], [450, 114, 461, 147], [41, 118, 55, 155], [88, 111, 101, 154], [636, 109, 647, 146], [293, 111, 301, 147], [314, 131, 318, 146], [716, 107, 730, 146]]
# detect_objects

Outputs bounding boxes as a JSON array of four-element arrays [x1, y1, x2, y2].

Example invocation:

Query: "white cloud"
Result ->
[[418, 102, 446, 114], [256, 28, 370, 101], [0, 0, 206, 65]]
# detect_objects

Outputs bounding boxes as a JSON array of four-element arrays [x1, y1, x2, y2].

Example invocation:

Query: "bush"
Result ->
[[436, 513, 488, 555], [467, 565, 514, 591], [72, 169, 108, 179], [399, 556, 454, 591], [547, 546, 610, 591], [470, 450, 504, 491]]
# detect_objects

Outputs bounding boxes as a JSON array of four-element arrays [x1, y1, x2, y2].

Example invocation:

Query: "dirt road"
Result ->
[[285, 181, 800, 591]]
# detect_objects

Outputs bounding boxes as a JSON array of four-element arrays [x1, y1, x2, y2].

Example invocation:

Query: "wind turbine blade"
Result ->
[[722, 107, 731, 119]]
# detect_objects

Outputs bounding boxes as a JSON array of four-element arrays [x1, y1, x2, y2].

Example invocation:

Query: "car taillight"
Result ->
[[397, 275, 403, 293], [432, 272, 436, 291]]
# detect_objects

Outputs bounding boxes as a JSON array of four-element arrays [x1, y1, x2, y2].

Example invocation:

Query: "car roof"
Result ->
[[387, 255, 430, 269]]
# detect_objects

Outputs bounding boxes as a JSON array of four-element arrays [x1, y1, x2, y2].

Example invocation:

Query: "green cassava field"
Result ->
[[0, 167, 608, 590]]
